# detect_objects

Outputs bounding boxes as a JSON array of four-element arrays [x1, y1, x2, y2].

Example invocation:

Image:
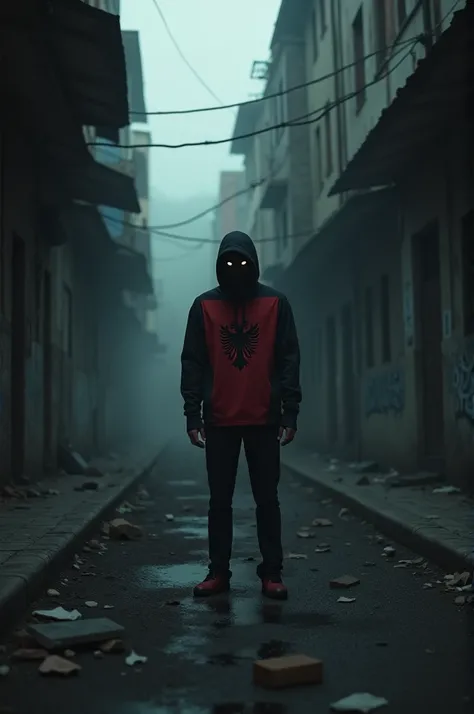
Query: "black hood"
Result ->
[[216, 231, 260, 277]]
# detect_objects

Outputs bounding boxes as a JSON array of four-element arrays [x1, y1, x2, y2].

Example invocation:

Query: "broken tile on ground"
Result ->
[[27, 618, 124, 650]]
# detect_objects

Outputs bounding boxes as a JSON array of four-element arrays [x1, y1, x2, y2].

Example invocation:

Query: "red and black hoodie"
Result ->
[[180, 231, 302, 431]]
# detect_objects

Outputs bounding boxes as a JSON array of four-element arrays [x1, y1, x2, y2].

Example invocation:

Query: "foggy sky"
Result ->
[[120, 0, 281, 198]]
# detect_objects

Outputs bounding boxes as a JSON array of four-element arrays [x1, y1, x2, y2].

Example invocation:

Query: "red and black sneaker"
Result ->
[[193, 573, 230, 598], [261, 576, 288, 601]]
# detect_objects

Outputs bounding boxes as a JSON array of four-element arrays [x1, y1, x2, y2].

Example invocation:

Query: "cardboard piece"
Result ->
[[253, 654, 323, 689]]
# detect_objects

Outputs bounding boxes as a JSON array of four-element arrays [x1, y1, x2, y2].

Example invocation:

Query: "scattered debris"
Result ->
[[39, 655, 81, 676], [85, 601, 98, 609], [445, 571, 471, 587], [364, 561, 376, 567], [108, 518, 143, 541], [330, 575, 360, 589], [94, 650, 104, 659], [32, 607, 82, 622], [58, 445, 88, 475], [165, 513, 174, 521], [432, 485, 460, 494], [338, 508, 350, 519], [116, 503, 134, 514], [423, 583, 434, 590], [320, 498, 332, 505], [330, 692, 388, 712], [424, 514, 440, 520], [297, 530, 315, 539], [312, 518, 333, 527], [27, 618, 124, 649], [382, 546, 396, 558], [287, 553, 308, 560], [11, 648, 48, 661], [47, 589, 60, 598], [314, 544, 331, 553], [64, 650, 76, 658], [337, 597, 356, 603], [81, 481, 99, 491], [253, 654, 323, 689], [125, 651, 148, 666], [101, 639, 125, 654], [104, 605, 114, 610]]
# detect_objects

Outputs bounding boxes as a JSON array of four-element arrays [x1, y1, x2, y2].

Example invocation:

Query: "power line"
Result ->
[[90, 39, 416, 150], [128, 31, 425, 117], [150, 0, 224, 106], [100, 41, 413, 234]]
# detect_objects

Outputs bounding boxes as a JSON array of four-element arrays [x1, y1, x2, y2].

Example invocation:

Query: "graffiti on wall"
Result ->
[[453, 351, 474, 423], [364, 368, 405, 417]]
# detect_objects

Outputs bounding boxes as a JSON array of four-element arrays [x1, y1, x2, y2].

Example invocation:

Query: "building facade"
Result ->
[[0, 0, 151, 481], [232, 0, 472, 488]]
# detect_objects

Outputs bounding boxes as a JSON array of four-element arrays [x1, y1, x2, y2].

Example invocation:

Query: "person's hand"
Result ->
[[279, 426, 296, 446], [188, 428, 206, 448]]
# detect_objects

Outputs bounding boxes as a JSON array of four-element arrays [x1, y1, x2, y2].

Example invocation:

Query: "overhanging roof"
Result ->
[[47, 0, 130, 129], [62, 158, 140, 213], [329, 3, 472, 195], [4, 18, 89, 166]]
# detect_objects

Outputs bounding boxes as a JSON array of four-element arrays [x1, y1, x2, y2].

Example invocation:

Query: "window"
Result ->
[[462, 210, 474, 335], [373, 0, 387, 72], [314, 127, 323, 195], [352, 8, 366, 112], [324, 105, 333, 177], [311, 7, 319, 61], [397, 0, 407, 28], [365, 286, 374, 368], [380, 274, 391, 362], [319, 0, 327, 36]]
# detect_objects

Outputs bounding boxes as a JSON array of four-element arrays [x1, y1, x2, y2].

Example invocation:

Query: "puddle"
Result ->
[[166, 524, 209, 540], [137, 563, 206, 589], [177, 494, 209, 501], [164, 630, 208, 661]]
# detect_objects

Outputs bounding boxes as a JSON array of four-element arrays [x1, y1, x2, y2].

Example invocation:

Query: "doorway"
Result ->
[[43, 270, 53, 470], [325, 315, 338, 444], [11, 234, 26, 480], [413, 221, 445, 470], [341, 303, 356, 445]]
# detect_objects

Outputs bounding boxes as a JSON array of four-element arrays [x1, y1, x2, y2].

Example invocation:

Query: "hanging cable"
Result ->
[[150, 0, 224, 106]]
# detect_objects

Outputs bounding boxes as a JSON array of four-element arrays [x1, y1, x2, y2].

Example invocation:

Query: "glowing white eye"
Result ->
[[226, 261, 232, 266], [241, 260, 247, 266]]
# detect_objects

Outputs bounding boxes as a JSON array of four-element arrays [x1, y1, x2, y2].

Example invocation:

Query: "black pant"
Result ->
[[205, 425, 283, 579]]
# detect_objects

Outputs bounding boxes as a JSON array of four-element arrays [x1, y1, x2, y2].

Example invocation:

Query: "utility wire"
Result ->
[[95, 1, 461, 149], [89, 40, 417, 150], [129, 30, 428, 117], [102, 0, 461, 241], [150, 0, 224, 106], [101, 41, 413, 233]]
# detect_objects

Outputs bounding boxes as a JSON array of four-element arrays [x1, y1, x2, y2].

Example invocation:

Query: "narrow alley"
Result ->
[[0, 438, 471, 714]]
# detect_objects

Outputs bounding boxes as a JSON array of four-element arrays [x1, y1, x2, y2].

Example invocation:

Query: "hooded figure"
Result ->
[[216, 230, 260, 301], [181, 231, 301, 601]]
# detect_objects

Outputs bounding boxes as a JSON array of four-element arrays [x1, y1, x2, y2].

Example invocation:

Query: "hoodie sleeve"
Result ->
[[275, 296, 302, 430], [180, 298, 208, 431]]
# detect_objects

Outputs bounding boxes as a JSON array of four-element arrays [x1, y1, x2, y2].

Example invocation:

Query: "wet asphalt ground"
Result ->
[[0, 436, 473, 714]]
